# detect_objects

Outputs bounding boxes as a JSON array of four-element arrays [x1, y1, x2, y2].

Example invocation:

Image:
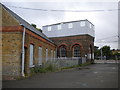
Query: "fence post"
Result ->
[[78, 57, 82, 65]]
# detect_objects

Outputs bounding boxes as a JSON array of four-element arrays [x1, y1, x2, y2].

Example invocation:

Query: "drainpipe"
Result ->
[[20, 24, 26, 77]]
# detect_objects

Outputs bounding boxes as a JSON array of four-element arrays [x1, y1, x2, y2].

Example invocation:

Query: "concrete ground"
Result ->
[[2, 63, 118, 88]]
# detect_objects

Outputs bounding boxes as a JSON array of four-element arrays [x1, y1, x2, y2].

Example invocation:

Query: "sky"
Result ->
[[1, 0, 119, 49]]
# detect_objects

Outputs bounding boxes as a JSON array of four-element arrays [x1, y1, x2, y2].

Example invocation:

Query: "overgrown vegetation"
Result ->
[[31, 61, 59, 74], [30, 61, 92, 74]]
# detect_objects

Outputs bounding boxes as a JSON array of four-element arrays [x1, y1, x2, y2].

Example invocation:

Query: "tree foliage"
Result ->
[[94, 45, 120, 60], [101, 46, 112, 59]]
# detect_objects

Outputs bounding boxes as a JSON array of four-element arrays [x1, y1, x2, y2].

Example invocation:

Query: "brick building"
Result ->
[[1, 3, 95, 80], [1, 4, 56, 80], [42, 20, 95, 61]]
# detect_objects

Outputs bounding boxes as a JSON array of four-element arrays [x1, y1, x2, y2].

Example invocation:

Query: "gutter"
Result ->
[[20, 24, 26, 77]]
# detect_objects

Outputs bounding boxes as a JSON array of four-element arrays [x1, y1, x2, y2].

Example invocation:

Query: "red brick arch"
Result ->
[[58, 43, 67, 49], [71, 43, 83, 50]]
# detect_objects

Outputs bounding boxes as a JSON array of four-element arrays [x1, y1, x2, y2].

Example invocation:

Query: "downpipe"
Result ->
[[20, 24, 26, 77]]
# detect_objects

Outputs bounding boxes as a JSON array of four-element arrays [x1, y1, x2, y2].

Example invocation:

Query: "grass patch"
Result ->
[[60, 65, 80, 70], [60, 62, 92, 71], [79, 62, 92, 67]]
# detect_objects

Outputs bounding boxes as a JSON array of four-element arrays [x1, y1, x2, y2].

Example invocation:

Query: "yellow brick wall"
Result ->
[[2, 32, 22, 78], [0, 32, 2, 81], [24, 33, 56, 75], [2, 31, 56, 79], [0, 4, 2, 82], [2, 5, 19, 26], [1, 4, 56, 79]]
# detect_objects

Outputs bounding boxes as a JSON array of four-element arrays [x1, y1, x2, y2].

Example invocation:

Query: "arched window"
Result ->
[[60, 45, 66, 57], [73, 45, 81, 57]]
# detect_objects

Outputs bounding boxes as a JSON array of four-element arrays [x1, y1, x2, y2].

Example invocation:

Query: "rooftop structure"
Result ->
[[42, 19, 95, 38]]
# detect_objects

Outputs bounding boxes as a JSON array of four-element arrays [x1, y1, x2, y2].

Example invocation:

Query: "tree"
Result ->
[[31, 24, 42, 32], [101, 46, 112, 60]]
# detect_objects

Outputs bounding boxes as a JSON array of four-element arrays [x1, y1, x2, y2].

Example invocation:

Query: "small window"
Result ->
[[80, 21, 85, 27], [89, 24, 92, 28], [58, 25, 61, 30], [48, 26, 51, 31], [68, 23, 73, 28]]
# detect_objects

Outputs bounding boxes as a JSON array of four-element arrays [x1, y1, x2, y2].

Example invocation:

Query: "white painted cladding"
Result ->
[[42, 20, 95, 38]]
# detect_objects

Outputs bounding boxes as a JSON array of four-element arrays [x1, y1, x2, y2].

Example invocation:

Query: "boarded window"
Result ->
[[73, 45, 81, 57], [51, 50, 53, 60], [29, 44, 34, 67], [38, 47, 42, 65], [60, 45, 67, 57], [54, 51, 56, 60], [46, 48, 48, 61]]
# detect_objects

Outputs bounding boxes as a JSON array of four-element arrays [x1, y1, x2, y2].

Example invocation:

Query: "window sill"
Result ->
[[29, 65, 35, 68]]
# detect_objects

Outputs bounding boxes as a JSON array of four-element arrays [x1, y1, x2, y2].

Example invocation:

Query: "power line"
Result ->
[[5, 4, 119, 12], [96, 41, 118, 43], [95, 35, 118, 42]]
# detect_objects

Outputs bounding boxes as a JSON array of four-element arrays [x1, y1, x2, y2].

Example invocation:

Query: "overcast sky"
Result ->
[[1, 0, 119, 49]]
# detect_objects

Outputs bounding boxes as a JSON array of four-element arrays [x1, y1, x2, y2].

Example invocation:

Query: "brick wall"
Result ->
[[24, 29, 56, 75], [2, 32, 22, 79], [2, 6, 19, 26], [1, 5, 56, 80], [2, 26, 56, 79], [50, 35, 94, 59]]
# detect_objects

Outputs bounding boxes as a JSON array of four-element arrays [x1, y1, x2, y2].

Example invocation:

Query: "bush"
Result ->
[[31, 60, 59, 73]]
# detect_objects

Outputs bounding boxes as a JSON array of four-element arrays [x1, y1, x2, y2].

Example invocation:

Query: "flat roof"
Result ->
[[43, 19, 94, 27]]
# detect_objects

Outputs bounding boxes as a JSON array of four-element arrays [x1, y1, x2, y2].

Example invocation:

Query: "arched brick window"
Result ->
[[60, 45, 66, 57], [73, 45, 81, 57]]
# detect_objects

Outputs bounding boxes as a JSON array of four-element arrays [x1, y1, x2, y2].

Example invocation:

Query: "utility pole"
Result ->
[[101, 48, 103, 60]]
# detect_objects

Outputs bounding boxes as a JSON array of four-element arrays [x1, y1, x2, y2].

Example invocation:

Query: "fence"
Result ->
[[45, 57, 87, 69]]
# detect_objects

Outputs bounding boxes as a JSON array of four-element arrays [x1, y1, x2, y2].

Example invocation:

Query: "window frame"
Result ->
[[60, 45, 67, 57], [73, 45, 81, 57]]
